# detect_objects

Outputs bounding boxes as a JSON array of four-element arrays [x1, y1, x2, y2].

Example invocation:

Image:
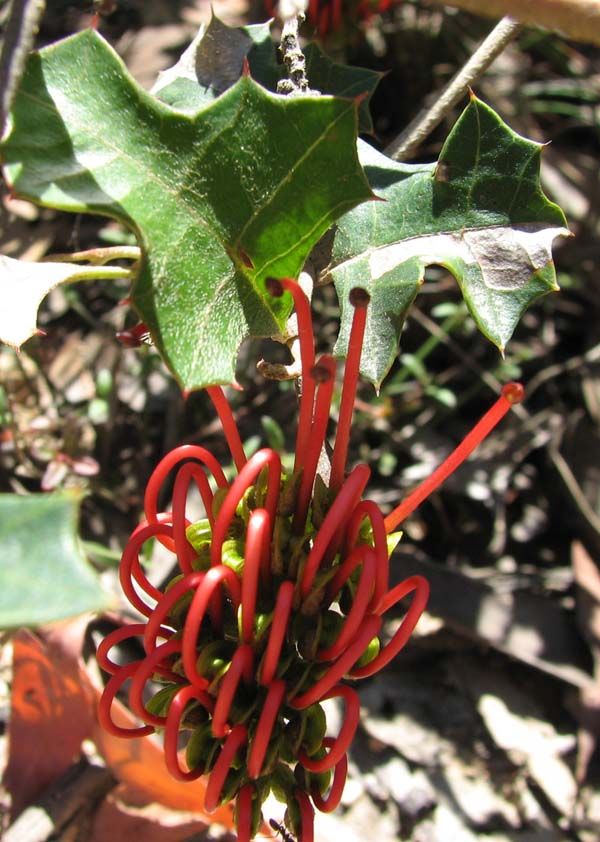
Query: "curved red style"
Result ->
[[98, 276, 524, 840]]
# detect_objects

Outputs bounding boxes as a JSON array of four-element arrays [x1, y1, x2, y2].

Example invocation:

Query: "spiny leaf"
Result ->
[[0, 491, 110, 628], [302, 43, 382, 134], [1, 29, 373, 390], [153, 16, 381, 133], [152, 14, 271, 112], [331, 97, 569, 386]]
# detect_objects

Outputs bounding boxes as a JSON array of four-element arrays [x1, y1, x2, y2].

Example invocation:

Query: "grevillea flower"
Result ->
[[266, 0, 401, 36], [98, 278, 523, 841]]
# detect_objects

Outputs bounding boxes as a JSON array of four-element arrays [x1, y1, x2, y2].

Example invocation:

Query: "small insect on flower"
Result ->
[[270, 818, 297, 842], [98, 277, 523, 841]]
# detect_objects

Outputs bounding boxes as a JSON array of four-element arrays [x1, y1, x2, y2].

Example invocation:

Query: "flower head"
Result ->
[[98, 278, 522, 841]]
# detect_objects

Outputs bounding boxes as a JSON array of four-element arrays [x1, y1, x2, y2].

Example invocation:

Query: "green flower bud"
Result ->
[[317, 610, 345, 649], [284, 798, 301, 837], [222, 537, 245, 576], [219, 767, 244, 806], [185, 721, 220, 774], [355, 635, 380, 668], [310, 766, 333, 796], [186, 518, 211, 552], [302, 703, 327, 756], [145, 684, 179, 718], [196, 639, 235, 681], [270, 763, 296, 804]]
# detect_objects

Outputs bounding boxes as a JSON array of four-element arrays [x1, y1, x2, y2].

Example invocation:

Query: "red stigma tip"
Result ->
[[501, 382, 525, 404], [349, 287, 370, 308], [116, 322, 150, 348], [265, 277, 283, 298], [310, 363, 332, 383], [238, 248, 254, 269]]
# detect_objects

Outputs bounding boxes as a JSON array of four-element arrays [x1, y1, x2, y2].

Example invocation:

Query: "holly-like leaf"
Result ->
[[302, 43, 382, 135], [0, 253, 130, 348], [331, 96, 570, 386], [152, 14, 271, 113], [0, 491, 110, 628], [153, 16, 380, 133], [1, 30, 372, 390]]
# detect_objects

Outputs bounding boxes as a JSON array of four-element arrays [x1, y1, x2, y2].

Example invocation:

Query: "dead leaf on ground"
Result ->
[[91, 694, 233, 825], [4, 621, 95, 817], [90, 790, 218, 842], [4, 618, 235, 830]]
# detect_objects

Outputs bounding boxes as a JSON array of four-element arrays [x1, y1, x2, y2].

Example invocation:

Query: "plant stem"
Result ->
[[47, 245, 140, 265], [390, 307, 468, 389], [385, 16, 523, 161], [277, 13, 314, 96], [63, 265, 133, 283], [429, 0, 600, 47]]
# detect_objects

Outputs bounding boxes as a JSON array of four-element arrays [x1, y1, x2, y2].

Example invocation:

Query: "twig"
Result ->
[[277, 13, 316, 96], [428, 0, 600, 47], [549, 438, 600, 539], [0, 0, 46, 134], [525, 342, 600, 399], [409, 305, 528, 420], [47, 245, 141, 265], [3, 760, 116, 842], [385, 16, 523, 161]]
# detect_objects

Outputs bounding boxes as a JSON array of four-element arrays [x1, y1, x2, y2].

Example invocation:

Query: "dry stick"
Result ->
[[430, 0, 600, 47], [385, 16, 523, 161], [548, 438, 600, 538], [409, 306, 528, 421], [3, 760, 116, 842]]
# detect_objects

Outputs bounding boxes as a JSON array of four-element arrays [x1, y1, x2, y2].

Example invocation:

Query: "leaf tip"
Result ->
[[242, 57, 251, 78], [434, 161, 451, 183], [354, 91, 369, 108]]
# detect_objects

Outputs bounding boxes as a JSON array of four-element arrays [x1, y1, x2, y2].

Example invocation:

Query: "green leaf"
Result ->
[[331, 97, 570, 386], [152, 14, 271, 113], [302, 43, 382, 135], [153, 16, 381, 133], [1, 30, 372, 390], [0, 491, 110, 629]]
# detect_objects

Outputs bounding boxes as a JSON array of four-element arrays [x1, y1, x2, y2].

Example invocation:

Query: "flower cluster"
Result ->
[[98, 278, 523, 841], [265, 0, 401, 36]]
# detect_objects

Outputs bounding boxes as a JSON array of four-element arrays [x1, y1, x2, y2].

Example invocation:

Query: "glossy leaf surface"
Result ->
[[1, 30, 372, 389]]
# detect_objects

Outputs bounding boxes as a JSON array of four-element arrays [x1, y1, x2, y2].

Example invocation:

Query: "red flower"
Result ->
[[265, 0, 402, 36], [98, 278, 522, 840]]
